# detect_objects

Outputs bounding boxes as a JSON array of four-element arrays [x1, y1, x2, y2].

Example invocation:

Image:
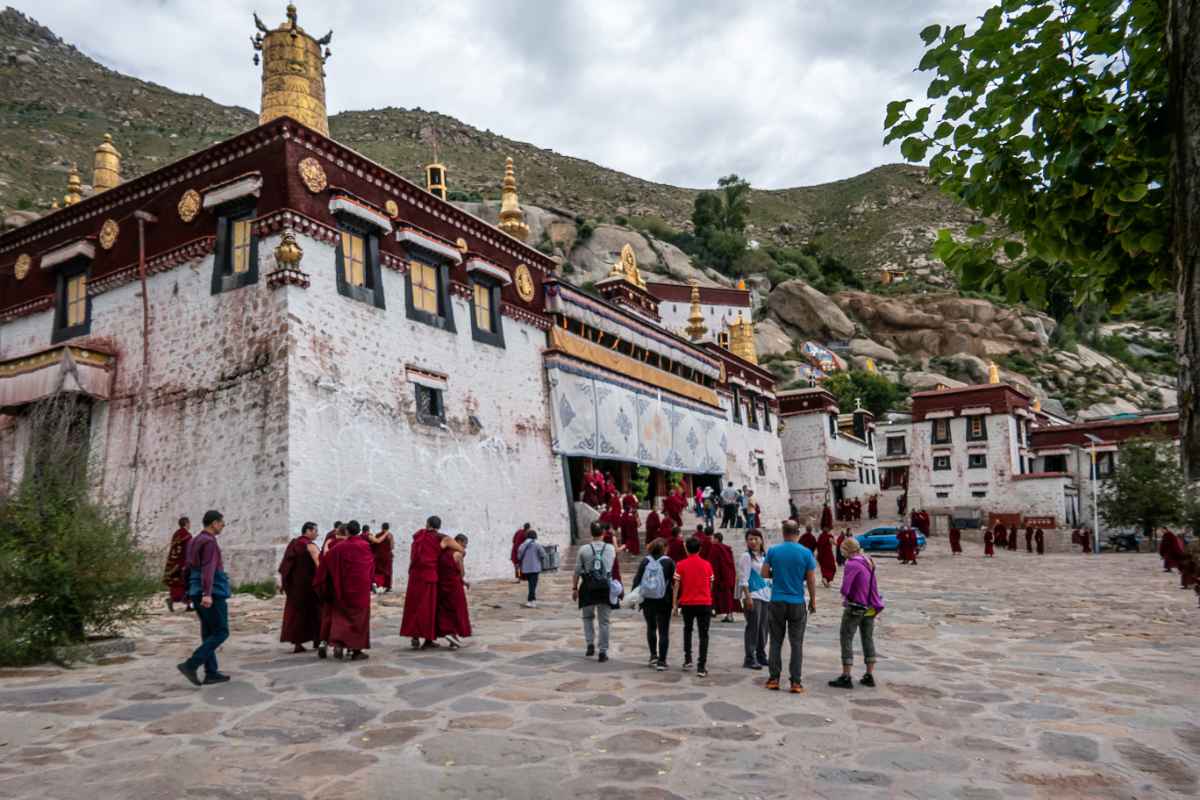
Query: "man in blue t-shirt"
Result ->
[[761, 518, 817, 693]]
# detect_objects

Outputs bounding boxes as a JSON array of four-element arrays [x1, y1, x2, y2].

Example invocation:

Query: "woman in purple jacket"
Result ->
[[828, 537, 884, 689]]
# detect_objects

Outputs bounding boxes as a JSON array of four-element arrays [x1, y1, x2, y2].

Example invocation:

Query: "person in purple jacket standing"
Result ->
[[828, 537, 884, 689], [177, 510, 233, 687]]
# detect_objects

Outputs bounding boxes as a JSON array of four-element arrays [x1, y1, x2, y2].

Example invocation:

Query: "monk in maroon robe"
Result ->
[[621, 491, 639, 513], [949, 527, 962, 554], [324, 520, 374, 659], [868, 495, 878, 519], [711, 532, 739, 620], [695, 526, 714, 562], [1025, 527, 1034, 553], [800, 527, 818, 552], [279, 522, 321, 652], [1034, 528, 1045, 554], [984, 528, 995, 557], [664, 489, 685, 527], [1081, 528, 1094, 553], [1160, 528, 1185, 572], [312, 533, 339, 655], [816, 530, 837, 585], [666, 528, 687, 563], [601, 528, 623, 587], [400, 516, 464, 648], [436, 534, 472, 644], [644, 509, 661, 549], [619, 510, 641, 556], [322, 523, 346, 556], [835, 529, 847, 565], [820, 504, 833, 531], [658, 514, 675, 543], [1007, 525, 1018, 551], [511, 523, 530, 580], [162, 517, 192, 612], [605, 476, 619, 507], [908, 528, 920, 564], [992, 523, 1007, 555], [369, 523, 395, 591]]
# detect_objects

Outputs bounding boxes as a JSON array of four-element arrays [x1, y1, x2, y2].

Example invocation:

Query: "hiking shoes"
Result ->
[[860, 674, 876, 687], [828, 675, 854, 689]]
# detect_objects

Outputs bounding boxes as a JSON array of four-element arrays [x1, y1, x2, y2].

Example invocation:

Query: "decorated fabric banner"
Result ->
[[547, 359, 725, 475]]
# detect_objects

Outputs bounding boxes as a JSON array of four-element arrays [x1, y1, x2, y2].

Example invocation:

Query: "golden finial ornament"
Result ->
[[728, 310, 758, 364], [685, 281, 708, 341], [865, 357, 877, 374], [274, 227, 304, 269], [63, 164, 82, 206], [252, 4, 332, 136], [607, 243, 646, 289], [92, 134, 121, 193], [1032, 397, 1042, 413], [737, 278, 747, 290], [426, 140, 448, 201], [987, 360, 1000, 384], [497, 157, 530, 242]]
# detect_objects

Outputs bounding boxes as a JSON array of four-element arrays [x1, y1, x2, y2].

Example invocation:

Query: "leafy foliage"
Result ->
[[884, 1, 1170, 311], [821, 370, 910, 418], [630, 465, 651, 503], [234, 580, 278, 600], [1097, 439, 1185, 536], [687, 174, 753, 274], [0, 397, 157, 665]]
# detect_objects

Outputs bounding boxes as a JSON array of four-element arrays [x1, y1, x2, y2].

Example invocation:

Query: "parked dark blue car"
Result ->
[[855, 526, 926, 553]]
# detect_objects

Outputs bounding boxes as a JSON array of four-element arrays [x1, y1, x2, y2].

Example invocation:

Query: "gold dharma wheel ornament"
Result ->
[[514, 263, 535, 302], [385, 199, 399, 218], [298, 157, 327, 193], [455, 237, 468, 253], [98, 218, 119, 250], [178, 189, 201, 222], [13, 253, 31, 281]]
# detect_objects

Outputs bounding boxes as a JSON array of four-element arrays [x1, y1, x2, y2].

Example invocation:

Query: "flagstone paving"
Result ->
[[0, 546, 1197, 799]]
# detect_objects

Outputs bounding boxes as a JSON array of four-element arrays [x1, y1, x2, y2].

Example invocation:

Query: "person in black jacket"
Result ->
[[633, 538, 676, 672]]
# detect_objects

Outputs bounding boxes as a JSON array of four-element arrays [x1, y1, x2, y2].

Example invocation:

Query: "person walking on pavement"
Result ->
[[573, 521, 616, 662], [761, 519, 817, 694], [719, 481, 739, 529], [516, 530, 547, 607], [177, 510, 232, 687], [828, 537, 885, 689]]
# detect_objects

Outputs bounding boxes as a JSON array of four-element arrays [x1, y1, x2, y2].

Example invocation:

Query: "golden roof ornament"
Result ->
[[1032, 396, 1042, 413], [865, 357, 877, 374], [92, 134, 121, 193], [728, 310, 758, 364], [497, 156, 529, 242], [685, 281, 708, 341], [607, 243, 646, 289], [426, 139, 448, 201], [63, 164, 82, 206], [988, 360, 1000, 384], [252, 4, 332, 136]]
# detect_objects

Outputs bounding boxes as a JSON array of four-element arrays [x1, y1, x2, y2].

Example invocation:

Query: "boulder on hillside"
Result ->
[[849, 338, 899, 364], [648, 237, 728, 287], [768, 280, 856, 341], [901, 371, 966, 392], [944, 352, 989, 383], [1079, 398, 1141, 420], [755, 318, 794, 359]]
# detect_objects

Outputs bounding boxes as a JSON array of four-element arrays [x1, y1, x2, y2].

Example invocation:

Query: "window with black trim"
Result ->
[[761, 402, 772, 431], [415, 384, 445, 425], [968, 453, 987, 469], [933, 455, 951, 471], [335, 222, 385, 308], [971, 490, 987, 498], [211, 201, 259, 294], [747, 395, 759, 429], [966, 415, 987, 441], [886, 435, 906, 456], [52, 260, 91, 343], [932, 418, 951, 444], [829, 412, 838, 438], [1092, 451, 1115, 479], [406, 255, 455, 331], [731, 386, 742, 424], [756, 457, 766, 477], [1044, 454, 1068, 473], [469, 278, 505, 348]]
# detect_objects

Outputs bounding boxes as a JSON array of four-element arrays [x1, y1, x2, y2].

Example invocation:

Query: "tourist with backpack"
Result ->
[[633, 538, 676, 671], [828, 537, 885, 689], [516, 530, 547, 608], [573, 521, 616, 662]]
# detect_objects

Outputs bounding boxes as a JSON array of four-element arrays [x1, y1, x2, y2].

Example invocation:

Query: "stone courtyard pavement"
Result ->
[[1, 546, 1198, 800]]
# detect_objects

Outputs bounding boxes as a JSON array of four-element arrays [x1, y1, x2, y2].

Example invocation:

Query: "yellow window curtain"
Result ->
[[66, 274, 87, 326], [411, 260, 439, 314], [473, 283, 492, 331], [341, 231, 366, 287]]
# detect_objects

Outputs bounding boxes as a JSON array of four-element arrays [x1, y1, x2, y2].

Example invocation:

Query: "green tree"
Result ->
[[821, 370, 909, 419], [1097, 439, 1186, 538], [716, 174, 751, 232], [690, 175, 753, 275], [884, 1, 1200, 475], [691, 192, 724, 234]]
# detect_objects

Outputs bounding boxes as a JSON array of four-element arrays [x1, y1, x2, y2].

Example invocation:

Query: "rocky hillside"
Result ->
[[0, 8, 1177, 418]]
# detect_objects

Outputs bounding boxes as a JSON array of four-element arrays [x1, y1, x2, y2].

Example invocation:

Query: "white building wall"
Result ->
[[722, 412, 790, 527], [0, 246, 291, 581], [657, 300, 747, 341], [284, 233, 571, 585], [780, 412, 830, 519]]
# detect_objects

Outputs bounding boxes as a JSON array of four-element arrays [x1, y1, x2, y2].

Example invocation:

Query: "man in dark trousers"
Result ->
[[762, 519, 818, 694], [178, 510, 232, 687], [719, 481, 739, 529]]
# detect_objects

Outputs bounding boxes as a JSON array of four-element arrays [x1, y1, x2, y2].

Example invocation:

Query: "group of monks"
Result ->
[[581, 473, 694, 560], [832, 497, 877, 522], [1159, 528, 1200, 602], [795, 524, 845, 586], [978, 523, 1047, 557], [273, 516, 472, 660]]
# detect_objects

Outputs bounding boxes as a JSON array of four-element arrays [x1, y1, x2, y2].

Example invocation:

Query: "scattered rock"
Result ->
[[768, 280, 857, 340]]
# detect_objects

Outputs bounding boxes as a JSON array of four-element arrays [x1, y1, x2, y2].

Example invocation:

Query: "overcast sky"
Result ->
[[14, 0, 993, 189]]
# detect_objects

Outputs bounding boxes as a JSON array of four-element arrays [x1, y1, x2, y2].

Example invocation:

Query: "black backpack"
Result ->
[[581, 543, 609, 594]]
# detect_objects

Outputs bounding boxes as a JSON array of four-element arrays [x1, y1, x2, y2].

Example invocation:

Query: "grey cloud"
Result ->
[[13, 0, 993, 189]]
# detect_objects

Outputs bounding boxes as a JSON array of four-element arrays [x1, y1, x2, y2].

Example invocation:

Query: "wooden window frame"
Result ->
[[415, 383, 446, 426], [886, 435, 906, 456], [404, 253, 456, 332], [468, 277, 505, 348], [966, 414, 988, 441], [334, 218, 385, 309], [211, 199, 259, 294], [968, 452, 988, 469], [933, 455, 951, 471], [932, 418, 952, 444], [52, 258, 92, 343]]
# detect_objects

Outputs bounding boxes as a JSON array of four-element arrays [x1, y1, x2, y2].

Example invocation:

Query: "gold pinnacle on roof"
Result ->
[[607, 243, 647, 289], [252, 4, 332, 136], [92, 134, 121, 193], [685, 281, 708, 341], [63, 164, 82, 206], [1032, 396, 1042, 413], [728, 310, 758, 364], [426, 140, 447, 201], [865, 357, 877, 374], [988, 360, 1000, 384], [497, 157, 529, 242]]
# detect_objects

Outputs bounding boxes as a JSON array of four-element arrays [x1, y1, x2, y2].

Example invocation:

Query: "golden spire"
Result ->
[[497, 157, 529, 242], [63, 164, 82, 206], [728, 310, 758, 364], [1032, 396, 1042, 413], [252, 4, 332, 136], [737, 278, 747, 290], [685, 281, 708, 341], [865, 357, 877, 374], [92, 134, 121, 193], [426, 139, 447, 201], [987, 360, 1000, 384]]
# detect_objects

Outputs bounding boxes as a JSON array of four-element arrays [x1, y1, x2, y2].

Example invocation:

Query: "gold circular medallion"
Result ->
[[178, 189, 201, 222], [13, 253, 31, 281], [298, 157, 327, 193], [98, 218, 119, 250], [514, 263, 535, 302], [385, 199, 399, 218], [455, 237, 468, 253]]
